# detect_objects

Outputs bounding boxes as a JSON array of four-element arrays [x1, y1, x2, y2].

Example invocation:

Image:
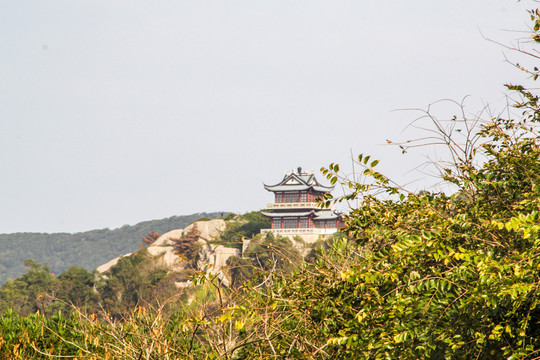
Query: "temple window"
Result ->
[[283, 219, 297, 228], [284, 193, 298, 203], [314, 221, 325, 229]]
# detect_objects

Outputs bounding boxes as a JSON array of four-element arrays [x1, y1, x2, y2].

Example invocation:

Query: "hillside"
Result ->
[[0, 211, 276, 316], [0, 212, 227, 284]]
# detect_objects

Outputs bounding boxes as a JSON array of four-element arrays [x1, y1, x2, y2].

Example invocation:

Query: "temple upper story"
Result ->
[[264, 167, 333, 193], [263, 167, 333, 207], [260, 167, 343, 242]]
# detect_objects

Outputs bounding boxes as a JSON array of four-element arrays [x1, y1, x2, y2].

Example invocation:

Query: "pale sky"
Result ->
[[0, 1, 531, 233]]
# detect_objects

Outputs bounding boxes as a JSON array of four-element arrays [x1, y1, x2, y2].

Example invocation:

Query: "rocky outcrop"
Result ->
[[95, 253, 133, 273], [145, 229, 185, 271], [192, 219, 227, 242], [96, 219, 230, 276], [197, 243, 240, 286], [146, 219, 227, 271]]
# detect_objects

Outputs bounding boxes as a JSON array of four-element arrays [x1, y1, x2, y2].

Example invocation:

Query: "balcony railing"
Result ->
[[265, 202, 320, 210], [261, 228, 338, 236]]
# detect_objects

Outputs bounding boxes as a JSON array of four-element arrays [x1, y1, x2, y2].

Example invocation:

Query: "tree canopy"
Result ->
[[229, 5, 540, 359], [0, 212, 226, 285], [4, 4, 540, 360]]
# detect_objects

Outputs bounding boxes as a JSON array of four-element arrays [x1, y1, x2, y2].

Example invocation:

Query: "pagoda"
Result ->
[[261, 167, 343, 242]]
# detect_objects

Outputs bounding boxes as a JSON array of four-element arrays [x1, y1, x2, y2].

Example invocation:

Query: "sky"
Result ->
[[0, 1, 533, 234]]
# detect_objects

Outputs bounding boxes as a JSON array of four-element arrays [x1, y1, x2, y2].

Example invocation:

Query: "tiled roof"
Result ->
[[261, 211, 314, 218], [313, 210, 340, 220], [261, 209, 342, 220], [263, 184, 310, 192], [263, 170, 334, 193]]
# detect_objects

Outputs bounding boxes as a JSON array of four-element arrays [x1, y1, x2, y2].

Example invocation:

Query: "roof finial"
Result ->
[[297, 166, 302, 174]]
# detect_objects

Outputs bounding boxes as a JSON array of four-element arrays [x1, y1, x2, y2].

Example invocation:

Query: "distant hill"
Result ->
[[0, 212, 228, 284]]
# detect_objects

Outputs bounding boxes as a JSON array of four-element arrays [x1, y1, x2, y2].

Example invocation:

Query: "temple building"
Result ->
[[261, 167, 344, 242]]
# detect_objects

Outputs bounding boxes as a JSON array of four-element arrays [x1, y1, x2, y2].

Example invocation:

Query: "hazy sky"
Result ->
[[0, 1, 531, 233]]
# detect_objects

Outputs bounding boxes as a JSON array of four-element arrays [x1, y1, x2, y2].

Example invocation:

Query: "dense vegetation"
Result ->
[[0, 211, 281, 318], [0, 211, 320, 359], [0, 212, 226, 284], [4, 4, 540, 359], [217, 211, 271, 248]]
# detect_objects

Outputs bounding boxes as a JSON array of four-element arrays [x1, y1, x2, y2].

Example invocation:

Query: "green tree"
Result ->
[[242, 233, 301, 275], [299, 106, 540, 358], [0, 260, 54, 315], [229, 6, 540, 359], [227, 233, 302, 286], [173, 223, 201, 268], [97, 250, 153, 314], [218, 211, 271, 248], [226, 256, 254, 288], [50, 266, 98, 312]]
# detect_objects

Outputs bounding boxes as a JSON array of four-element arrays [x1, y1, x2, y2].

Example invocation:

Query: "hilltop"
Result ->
[[0, 212, 227, 284]]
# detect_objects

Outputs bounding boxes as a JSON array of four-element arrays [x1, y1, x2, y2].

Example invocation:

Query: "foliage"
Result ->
[[226, 256, 254, 288], [139, 230, 161, 249], [50, 266, 99, 312], [95, 249, 193, 317], [226, 233, 302, 288], [7, 5, 540, 359], [230, 238, 359, 359], [172, 223, 201, 268], [0, 260, 99, 316], [0, 310, 95, 359], [230, 6, 540, 359], [0, 212, 227, 285], [215, 107, 540, 357], [0, 260, 55, 315], [242, 233, 302, 274], [229, 10, 540, 357], [304, 232, 347, 263], [0, 300, 214, 359], [223, 213, 236, 221], [0, 251, 179, 318], [0, 276, 248, 359], [217, 211, 271, 248]]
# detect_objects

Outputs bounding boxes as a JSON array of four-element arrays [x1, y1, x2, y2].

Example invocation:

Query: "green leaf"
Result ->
[[363, 155, 371, 165]]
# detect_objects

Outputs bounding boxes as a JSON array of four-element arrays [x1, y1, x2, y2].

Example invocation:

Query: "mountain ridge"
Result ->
[[0, 212, 228, 284]]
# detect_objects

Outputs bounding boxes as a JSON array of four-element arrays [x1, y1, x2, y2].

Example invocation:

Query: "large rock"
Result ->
[[96, 219, 228, 274], [95, 253, 133, 273], [196, 243, 240, 287], [186, 219, 227, 242], [147, 219, 227, 271], [145, 229, 185, 271]]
